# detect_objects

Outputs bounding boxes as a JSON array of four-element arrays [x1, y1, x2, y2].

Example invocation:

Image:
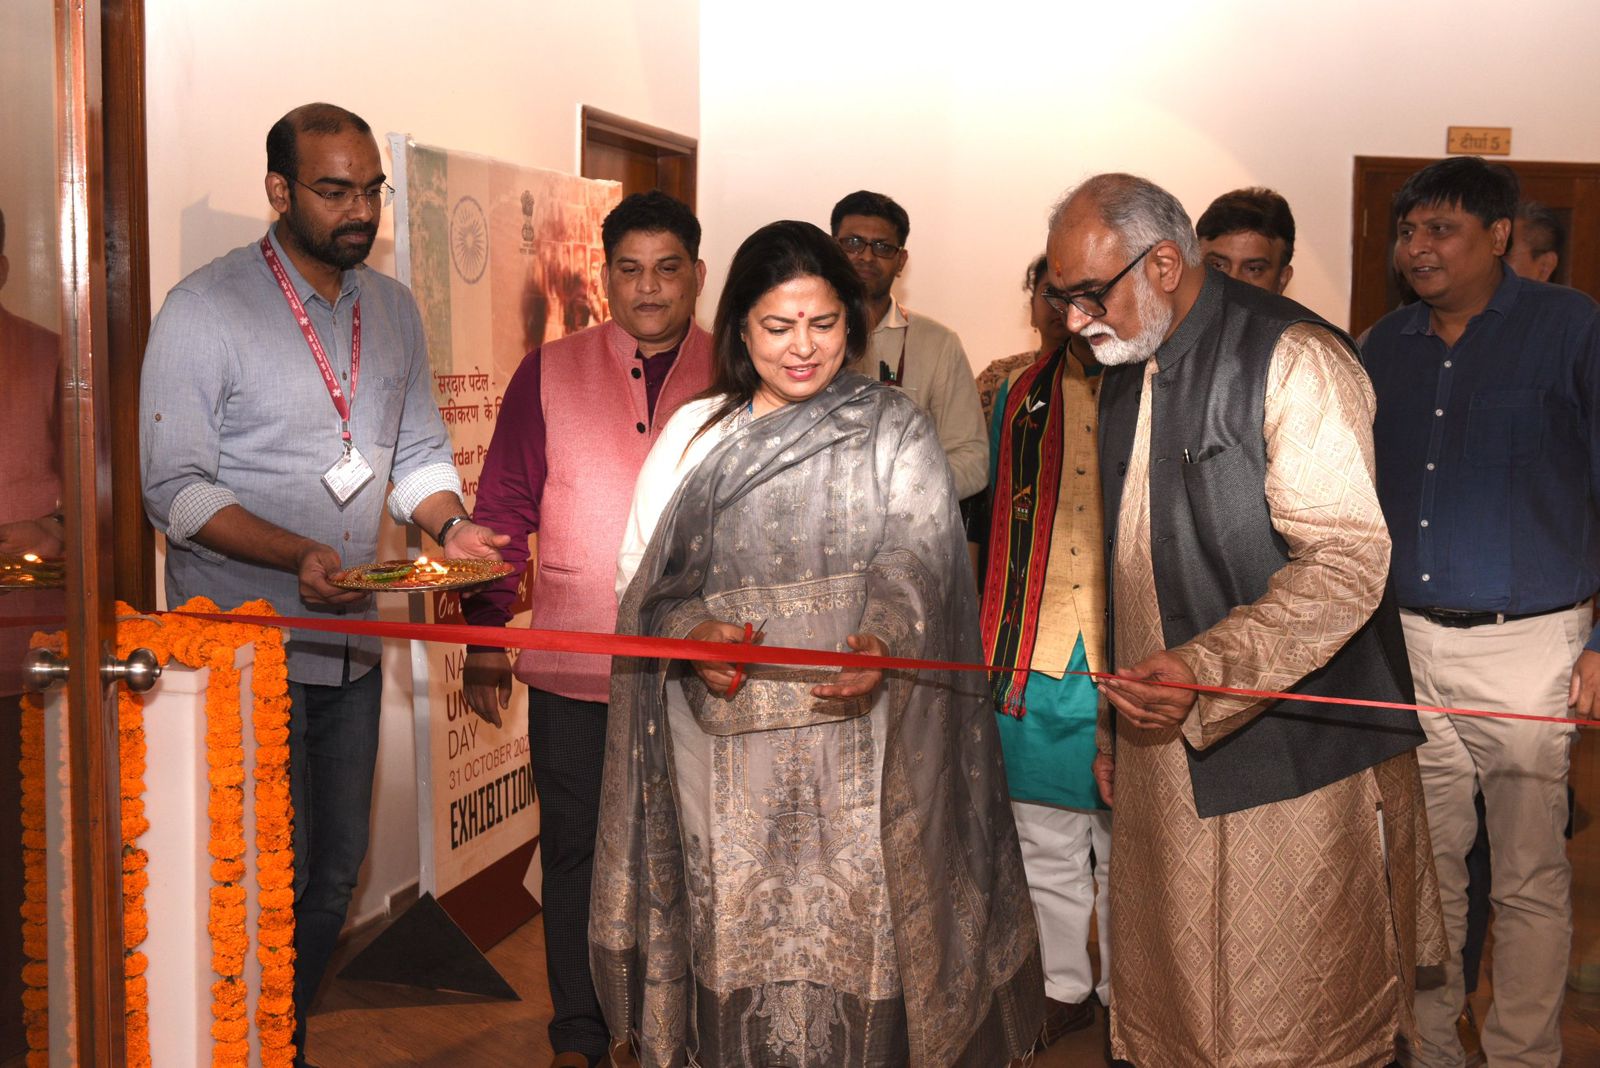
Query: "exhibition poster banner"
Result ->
[[389, 134, 621, 920]]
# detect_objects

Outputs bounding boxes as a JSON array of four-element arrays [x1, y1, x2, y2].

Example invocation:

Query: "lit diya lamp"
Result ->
[[412, 555, 449, 578], [331, 554, 512, 591], [1, 552, 65, 588]]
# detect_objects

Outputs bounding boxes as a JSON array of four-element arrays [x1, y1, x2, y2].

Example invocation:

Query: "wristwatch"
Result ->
[[434, 514, 471, 545]]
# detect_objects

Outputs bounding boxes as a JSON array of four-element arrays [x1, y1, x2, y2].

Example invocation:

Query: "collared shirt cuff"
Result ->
[[389, 462, 463, 524], [165, 482, 238, 562]]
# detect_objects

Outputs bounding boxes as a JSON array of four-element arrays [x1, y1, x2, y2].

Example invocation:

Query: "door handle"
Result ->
[[24, 647, 163, 694]]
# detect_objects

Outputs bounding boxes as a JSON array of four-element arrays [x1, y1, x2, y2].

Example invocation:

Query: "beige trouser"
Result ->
[[1404, 604, 1589, 1068]]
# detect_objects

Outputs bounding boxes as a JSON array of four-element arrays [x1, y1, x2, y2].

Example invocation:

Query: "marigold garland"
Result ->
[[19, 625, 74, 1068], [122, 597, 298, 1068], [17, 598, 296, 1067], [19, 683, 48, 1068]]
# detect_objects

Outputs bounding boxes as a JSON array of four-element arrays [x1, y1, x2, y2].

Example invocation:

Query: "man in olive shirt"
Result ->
[[830, 190, 988, 499]]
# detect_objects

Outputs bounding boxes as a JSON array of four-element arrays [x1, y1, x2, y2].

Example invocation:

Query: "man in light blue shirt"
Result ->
[[140, 102, 504, 1067]]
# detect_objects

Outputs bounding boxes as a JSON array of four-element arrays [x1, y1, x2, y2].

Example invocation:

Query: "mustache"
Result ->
[[334, 222, 377, 239]]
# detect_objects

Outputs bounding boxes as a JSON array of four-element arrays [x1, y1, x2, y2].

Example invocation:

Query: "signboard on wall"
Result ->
[[1447, 126, 1512, 156], [389, 133, 621, 944]]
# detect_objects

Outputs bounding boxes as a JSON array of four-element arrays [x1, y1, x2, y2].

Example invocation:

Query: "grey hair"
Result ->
[[1049, 173, 1202, 267]]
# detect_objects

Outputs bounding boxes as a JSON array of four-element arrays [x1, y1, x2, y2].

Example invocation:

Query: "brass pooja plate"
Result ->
[[0, 554, 66, 591], [329, 557, 514, 592]]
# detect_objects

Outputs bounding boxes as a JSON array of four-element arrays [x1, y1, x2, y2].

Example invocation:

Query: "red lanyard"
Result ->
[[260, 235, 361, 447]]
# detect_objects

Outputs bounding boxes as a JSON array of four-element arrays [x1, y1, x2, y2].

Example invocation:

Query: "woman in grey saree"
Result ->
[[591, 221, 1043, 1068]]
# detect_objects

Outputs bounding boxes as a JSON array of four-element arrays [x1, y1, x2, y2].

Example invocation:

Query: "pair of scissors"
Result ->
[[725, 618, 767, 697]]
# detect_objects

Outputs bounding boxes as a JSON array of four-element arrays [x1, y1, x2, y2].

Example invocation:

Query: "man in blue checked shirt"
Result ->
[[140, 102, 505, 1068]]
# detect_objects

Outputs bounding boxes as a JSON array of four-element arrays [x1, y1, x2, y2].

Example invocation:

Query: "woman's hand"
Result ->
[[686, 619, 755, 695], [811, 633, 888, 700]]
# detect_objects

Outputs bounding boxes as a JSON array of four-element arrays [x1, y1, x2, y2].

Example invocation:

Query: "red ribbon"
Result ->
[[167, 609, 1598, 729]]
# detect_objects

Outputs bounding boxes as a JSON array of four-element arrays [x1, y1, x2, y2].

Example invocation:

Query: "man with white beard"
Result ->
[[1045, 173, 1445, 1067]]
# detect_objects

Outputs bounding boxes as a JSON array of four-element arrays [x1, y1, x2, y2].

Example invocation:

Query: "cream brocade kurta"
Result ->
[[1102, 324, 1445, 1067]]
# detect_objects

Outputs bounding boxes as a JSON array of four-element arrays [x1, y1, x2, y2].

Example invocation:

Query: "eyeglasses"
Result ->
[[289, 176, 395, 213], [1042, 244, 1155, 319], [838, 235, 903, 259]]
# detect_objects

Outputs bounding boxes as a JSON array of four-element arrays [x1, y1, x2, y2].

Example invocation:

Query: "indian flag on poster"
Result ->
[[389, 134, 620, 944]]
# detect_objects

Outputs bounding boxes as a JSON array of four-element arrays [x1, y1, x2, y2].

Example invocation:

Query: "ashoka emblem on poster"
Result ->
[[450, 196, 488, 284]]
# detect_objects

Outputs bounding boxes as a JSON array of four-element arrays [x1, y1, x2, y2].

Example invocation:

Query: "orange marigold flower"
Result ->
[[212, 885, 248, 907], [211, 860, 247, 883], [255, 744, 292, 765], [211, 1016, 250, 1043], [212, 979, 248, 1005], [259, 888, 295, 910], [257, 995, 295, 1018], [258, 923, 294, 948], [212, 951, 247, 976]]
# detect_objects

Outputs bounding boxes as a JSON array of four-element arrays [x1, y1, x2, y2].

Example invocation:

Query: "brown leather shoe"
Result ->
[[550, 1055, 590, 1068], [1457, 1004, 1487, 1068], [607, 1038, 640, 1068], [1039, 995, 1095, 1048]]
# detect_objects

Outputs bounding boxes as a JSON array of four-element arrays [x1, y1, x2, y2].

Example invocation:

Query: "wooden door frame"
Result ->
[[579, 105, 697, 210], [43, 0, 149, 1060], [55, 0, 128, 1061], [104, 0, 154, 613]]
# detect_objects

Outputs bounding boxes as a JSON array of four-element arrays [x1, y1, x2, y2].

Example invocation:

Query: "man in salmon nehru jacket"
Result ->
[[461, 191, 713, 1068]]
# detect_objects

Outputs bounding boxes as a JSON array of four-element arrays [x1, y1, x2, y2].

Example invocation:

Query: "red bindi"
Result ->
[[796, 310, 806, 318]]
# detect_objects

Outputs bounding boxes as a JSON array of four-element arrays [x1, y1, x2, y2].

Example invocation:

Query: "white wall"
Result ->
[[0, 0, 60, 329], [699, 0, 1600, 368], [144, 0, 700, 927], [139, 0, 1600, 929]]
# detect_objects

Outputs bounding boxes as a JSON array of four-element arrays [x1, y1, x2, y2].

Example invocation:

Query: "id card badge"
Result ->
[[322, 443, 375, 505]]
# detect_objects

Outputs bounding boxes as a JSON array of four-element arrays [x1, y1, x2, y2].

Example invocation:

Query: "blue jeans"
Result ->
[[287, 663, 383, 1065]]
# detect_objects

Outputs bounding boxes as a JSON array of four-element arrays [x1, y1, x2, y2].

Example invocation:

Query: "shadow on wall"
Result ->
[[178, 196, 397, 280], [179, 196, 268, 278]]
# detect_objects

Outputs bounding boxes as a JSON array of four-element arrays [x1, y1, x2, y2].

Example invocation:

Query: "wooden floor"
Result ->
[[308, 912, 1600, 1067], [305, 730, 1600, 1065]]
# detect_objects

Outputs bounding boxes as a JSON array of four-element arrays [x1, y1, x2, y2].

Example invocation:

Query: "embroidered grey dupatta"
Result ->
[[590, 374, 1043, 1067]]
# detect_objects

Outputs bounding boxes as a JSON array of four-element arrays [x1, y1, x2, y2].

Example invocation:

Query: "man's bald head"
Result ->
[[266, 102, 372, 181], [1048, 173, 1202, 269]]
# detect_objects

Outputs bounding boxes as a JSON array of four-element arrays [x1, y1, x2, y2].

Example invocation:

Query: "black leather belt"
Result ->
[[1405, 602, 1582, 628]]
